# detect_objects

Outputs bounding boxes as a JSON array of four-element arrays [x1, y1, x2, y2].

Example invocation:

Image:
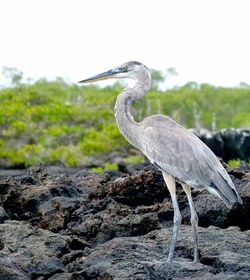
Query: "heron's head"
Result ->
[[78, 61, 150, 84]]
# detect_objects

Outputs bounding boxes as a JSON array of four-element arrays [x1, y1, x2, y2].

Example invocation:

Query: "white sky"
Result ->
[[0, 0, 250, 88]]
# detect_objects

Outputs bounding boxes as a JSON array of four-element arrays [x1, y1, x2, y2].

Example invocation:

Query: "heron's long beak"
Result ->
[[78, 68, 119, 83]]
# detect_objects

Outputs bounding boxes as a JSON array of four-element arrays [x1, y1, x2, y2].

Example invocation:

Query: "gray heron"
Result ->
[[79, 61, 242, 263]]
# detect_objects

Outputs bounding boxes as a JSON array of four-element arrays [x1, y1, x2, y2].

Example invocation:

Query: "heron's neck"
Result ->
[[114, 76, 151, 150]]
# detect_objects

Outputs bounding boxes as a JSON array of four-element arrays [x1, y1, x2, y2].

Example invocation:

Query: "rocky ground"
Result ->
[[0, 162, 249, 280]]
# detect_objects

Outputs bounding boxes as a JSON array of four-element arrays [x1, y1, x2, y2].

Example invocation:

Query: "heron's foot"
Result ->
[[166, 256, 199, 264], [165, 241, 177, 264], [166, 255, 174, 264], [193, 257, 199, 263], [144, 260, 174, 279], [148, 259, 175, 275], [193, 249, 199, 263]]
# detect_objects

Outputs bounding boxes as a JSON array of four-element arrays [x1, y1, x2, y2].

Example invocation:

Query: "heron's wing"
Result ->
[[140, 115, 242, 207], [141, 116, 209, 184]]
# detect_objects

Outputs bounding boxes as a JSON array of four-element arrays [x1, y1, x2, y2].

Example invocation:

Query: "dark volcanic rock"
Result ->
[[70, 226, 250, 280], [89, 167, 166, 206], [68, 167, 166, 245], [0, 206, 8, 222], [0, 220, 70, 279], [0, 163, 249, 279]]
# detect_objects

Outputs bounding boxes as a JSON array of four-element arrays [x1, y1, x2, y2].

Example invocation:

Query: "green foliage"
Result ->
[[90, 162, 119, 172], [0, 77, 249, 168], [227, 159, 241, 167], [123, 155, 145, 164]]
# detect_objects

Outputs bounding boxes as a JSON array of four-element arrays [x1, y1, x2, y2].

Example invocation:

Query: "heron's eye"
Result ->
[[120, 66, 128, 72]]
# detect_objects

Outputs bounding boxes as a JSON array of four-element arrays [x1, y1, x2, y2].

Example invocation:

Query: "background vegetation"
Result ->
[[0, 68, 249, 168]]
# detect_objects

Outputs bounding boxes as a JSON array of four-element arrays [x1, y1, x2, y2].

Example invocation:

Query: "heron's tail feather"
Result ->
[[209, 172, 242, 209]]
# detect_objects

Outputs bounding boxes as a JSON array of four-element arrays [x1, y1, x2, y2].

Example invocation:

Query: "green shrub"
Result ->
[[227, 159, 241, 167], [0, 78, 249, 167]]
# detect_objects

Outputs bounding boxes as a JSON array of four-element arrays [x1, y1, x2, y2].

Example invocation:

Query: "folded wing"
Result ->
[[140, 115, 242, 208]]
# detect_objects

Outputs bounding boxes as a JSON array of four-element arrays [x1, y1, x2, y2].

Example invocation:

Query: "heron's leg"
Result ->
[[163, 174, 182, 263], [182, 184, 199, 262]]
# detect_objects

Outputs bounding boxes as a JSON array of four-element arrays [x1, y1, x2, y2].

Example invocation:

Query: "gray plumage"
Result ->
[[141, 114, 242, 208], [79, 61, 242, 263]]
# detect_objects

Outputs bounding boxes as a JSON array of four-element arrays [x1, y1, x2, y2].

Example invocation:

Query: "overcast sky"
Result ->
[[0, 0, 250, 88]]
